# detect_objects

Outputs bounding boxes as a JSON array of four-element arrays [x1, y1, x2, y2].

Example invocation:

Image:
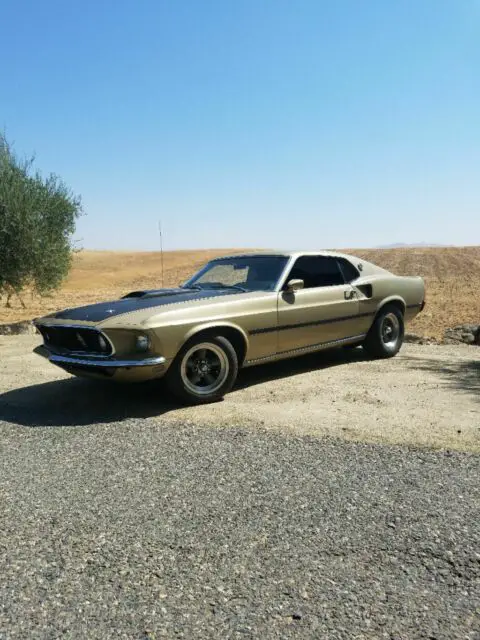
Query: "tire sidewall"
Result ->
[[167, 335, 238, 404], [367, 306, 405, 358]]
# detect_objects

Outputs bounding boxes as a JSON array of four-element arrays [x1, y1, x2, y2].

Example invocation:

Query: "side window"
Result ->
[[286, 256, 345, 289], [336, 258, 360, 283]]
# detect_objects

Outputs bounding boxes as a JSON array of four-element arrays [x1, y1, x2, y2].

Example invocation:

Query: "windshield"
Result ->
[[183, 256, 289, 292]]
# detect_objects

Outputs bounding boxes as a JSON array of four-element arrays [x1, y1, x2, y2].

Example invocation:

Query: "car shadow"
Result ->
[[0, 347, 369, 428], [234, 346, 369, 390], [405, 355, 480, 402]]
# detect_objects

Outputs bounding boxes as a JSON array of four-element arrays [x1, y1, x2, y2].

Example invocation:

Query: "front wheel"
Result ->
[[166, 335, 238, 405], [363, 306, 404, 359]]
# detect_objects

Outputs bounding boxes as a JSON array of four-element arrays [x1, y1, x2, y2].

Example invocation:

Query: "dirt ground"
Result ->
[[1, 335, 478, 452]]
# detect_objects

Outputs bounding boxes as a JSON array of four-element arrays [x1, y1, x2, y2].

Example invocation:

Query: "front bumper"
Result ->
[[34, 345, 168, 382], [49, 353, 166, 368]]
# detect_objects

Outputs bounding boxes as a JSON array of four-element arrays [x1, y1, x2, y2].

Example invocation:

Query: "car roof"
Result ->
[[211, 250, 392, 277], [212, 250, 362, 261]]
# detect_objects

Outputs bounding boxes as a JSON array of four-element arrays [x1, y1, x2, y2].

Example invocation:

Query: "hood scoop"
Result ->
[[122, 288, 186, 299]]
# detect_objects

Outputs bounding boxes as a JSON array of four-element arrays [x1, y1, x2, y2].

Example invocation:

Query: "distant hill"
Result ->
[[376, 242, 447, 249]]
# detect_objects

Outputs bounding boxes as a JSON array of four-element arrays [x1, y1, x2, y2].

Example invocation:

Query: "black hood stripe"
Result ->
[[51, 289, 238, 323]]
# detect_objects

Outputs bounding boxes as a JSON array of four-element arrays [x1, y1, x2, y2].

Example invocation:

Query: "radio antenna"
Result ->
[[158, 220, 164, 287]]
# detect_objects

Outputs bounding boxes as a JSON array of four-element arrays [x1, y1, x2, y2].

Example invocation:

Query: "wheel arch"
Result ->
[[375, 296, 406, 317], [181, 322, 249, 366]]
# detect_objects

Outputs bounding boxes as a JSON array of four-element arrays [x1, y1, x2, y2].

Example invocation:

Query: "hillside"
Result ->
[[1, 246, 479, 340]]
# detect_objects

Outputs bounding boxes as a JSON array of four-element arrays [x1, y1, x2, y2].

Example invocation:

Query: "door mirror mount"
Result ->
[[285, 279, 304, 293]]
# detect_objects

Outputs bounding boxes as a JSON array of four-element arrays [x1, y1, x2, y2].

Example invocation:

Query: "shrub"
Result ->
[[0, 135, 82, 306]]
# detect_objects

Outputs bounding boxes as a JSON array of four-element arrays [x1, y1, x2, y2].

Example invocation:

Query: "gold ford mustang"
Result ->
[[34, 251, 425, 404]]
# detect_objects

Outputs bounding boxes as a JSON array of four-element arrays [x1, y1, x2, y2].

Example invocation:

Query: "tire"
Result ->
[[363, 305, 404, 359], [166, 335, 238, 405]]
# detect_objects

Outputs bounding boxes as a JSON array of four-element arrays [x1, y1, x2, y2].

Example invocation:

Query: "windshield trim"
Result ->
[[275, 254, 297, 292]]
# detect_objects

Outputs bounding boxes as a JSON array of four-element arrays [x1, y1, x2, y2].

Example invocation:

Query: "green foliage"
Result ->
[[0, 135, 82, 304]]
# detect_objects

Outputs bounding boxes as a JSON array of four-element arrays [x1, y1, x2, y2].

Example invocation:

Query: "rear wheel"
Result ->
[[166, 335, 238, 405], [363, 306, 404, 358]]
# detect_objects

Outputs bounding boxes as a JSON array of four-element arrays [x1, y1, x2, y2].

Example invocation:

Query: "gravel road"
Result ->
[[0, 336, 479, 638]]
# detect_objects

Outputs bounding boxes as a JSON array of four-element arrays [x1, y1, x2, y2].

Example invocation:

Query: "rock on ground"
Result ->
[[0, 320, 36, 336], [444, 324, 480, 346]]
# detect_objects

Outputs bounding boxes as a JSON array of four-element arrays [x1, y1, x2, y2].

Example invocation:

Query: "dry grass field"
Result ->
[[1, 246, 479, 339]]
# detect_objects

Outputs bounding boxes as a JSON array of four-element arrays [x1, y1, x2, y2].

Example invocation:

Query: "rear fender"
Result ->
[[376, 296, 406, 316]]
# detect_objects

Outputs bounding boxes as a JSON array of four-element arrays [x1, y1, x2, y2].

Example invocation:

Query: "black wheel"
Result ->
[[363, 305, 404, 358], [166, 335, 238, 405]]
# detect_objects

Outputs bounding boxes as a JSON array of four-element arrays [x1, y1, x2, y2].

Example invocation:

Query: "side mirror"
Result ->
[[285, 279, 304, 293]]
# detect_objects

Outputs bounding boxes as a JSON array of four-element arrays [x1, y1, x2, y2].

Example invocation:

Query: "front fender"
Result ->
[[182, 321, 249, 350]]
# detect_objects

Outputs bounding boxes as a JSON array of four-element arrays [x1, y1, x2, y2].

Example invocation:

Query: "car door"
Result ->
[[277, 255, 360, 354]]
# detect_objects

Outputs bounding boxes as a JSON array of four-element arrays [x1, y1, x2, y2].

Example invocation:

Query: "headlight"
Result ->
[[136, 335, 150, 352]]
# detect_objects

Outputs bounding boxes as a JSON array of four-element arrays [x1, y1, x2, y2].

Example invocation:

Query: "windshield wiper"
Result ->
[[183, 282, 248, 292], [204, 283, 248, 292], [225, 284, 248, 292]]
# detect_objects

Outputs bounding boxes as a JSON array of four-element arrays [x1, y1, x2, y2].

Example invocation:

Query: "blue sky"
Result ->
[[1, 0, 479, 250]]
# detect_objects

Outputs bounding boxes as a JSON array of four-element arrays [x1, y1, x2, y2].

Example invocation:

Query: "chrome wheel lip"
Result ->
[[180, 342, 229, 396], [381, 312, 401, 348]]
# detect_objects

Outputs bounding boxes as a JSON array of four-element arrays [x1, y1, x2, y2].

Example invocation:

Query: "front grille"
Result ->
[[38, 325, 113, 356]]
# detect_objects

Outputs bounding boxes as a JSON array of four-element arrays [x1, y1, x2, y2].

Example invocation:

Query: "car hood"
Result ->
[[45, 288, 242, 324]]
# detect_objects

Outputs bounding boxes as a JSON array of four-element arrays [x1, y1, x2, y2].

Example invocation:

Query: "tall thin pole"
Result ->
[[158, 220, 164, 287]]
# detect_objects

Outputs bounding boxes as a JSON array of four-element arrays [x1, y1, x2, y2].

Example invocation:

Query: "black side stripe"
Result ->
[[250, 311, 375, 336]]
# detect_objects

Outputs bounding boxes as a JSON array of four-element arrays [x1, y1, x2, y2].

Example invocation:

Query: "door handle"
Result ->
[[344, 290, 356, 300]]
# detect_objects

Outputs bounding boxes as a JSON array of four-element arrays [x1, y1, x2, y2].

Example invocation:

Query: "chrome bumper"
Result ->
[[50, 354, 166, 368], [35, 346, 166, 369]]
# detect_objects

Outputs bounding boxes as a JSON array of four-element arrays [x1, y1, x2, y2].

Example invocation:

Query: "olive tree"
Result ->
[[0, 136, 82, 307]]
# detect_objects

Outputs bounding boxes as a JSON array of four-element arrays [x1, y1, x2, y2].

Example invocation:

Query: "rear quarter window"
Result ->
[[337, 258, 360, 283]]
